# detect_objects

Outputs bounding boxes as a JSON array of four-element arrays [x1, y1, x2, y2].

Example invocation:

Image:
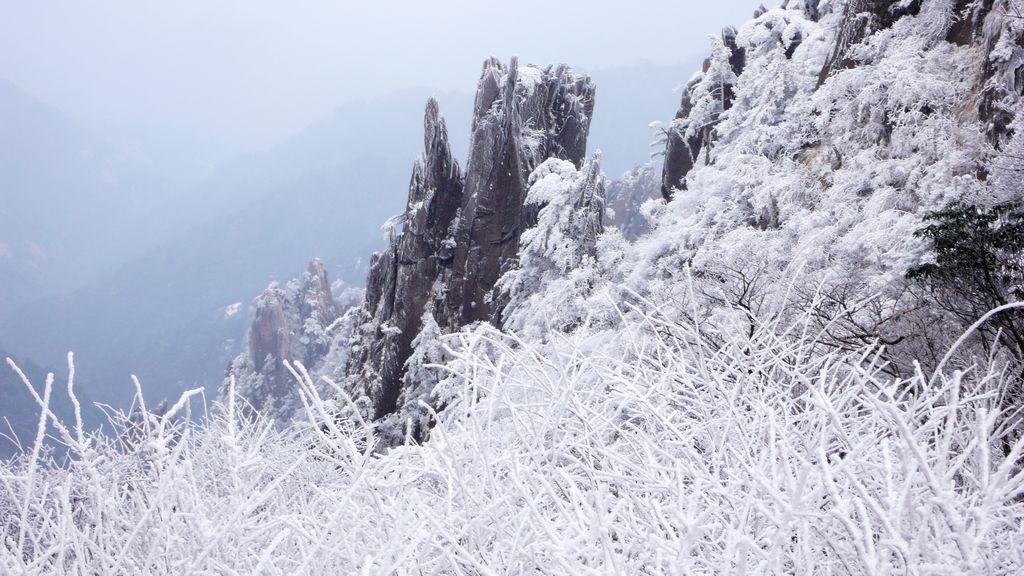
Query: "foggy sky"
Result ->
[[0, 1, 765, 166]]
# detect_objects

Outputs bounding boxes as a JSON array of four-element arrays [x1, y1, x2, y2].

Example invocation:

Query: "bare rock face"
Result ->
[[247, 289, 290, 391], [945, 0, 992, 46], [440, 58, 596, 328], [348, 58, 596, 421], [225, 258, 356, 421], [347, 98, 465, 420]]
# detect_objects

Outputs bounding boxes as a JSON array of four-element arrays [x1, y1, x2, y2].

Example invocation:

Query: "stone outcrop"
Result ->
[[346, 98, 465, 420], [661, 26, 747, 201], [348, 58, 596, 420], [225, 258, 357, 421], [247, 291, 290, 390], [439, 58, 596, 328]]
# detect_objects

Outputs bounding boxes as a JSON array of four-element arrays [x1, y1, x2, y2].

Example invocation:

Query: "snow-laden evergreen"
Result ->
[[496, 155, 607, 340]]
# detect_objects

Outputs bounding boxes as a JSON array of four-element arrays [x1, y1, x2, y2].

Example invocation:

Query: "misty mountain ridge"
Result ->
[[0, 78, 189, 315]]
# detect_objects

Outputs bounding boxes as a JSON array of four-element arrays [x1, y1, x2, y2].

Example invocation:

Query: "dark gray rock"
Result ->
[[347, 58, 596, 422], [439, 58, 596, 328], [946, 0, 993, 46], [347, 98, 465, 419]]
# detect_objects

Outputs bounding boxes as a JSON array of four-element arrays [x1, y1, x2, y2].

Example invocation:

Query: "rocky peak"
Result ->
[[347, 58, 596, 422], [348, 98, 465, 420], [440, 58, 596, 328], [225, 258, 352, 421], [299, 258, 340, 337], [606, 163, 659, 241], [247, 283, 290, 390]]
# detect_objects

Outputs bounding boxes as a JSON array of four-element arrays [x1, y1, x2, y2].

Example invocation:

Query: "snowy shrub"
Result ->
[[3, 288, 1024, 574]]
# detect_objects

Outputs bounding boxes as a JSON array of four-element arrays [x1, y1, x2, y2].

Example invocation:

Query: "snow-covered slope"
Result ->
[[229, 1, 1024, 429], [545, 0, 1024, 375], [337, 0, 1024, 429], [7, 1, 1023, 573]]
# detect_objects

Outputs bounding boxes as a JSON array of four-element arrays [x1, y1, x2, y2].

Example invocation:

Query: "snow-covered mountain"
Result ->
[[224, 259, 361, 423], [1, 61, 691, 412], [0, 89, 471, 407], [232, 0, 1024, 429], [5, 1, 1024, 573]]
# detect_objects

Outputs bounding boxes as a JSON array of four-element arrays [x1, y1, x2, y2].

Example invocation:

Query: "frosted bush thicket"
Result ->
[[3, 293, 1023, 575]]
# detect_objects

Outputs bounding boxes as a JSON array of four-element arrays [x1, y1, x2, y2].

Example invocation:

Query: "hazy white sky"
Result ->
[[0, 1, 765, 163]]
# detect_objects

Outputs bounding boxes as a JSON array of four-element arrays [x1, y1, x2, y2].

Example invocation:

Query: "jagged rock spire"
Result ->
[[347, 58, 596, 422], [348, 99, 465, 419], [440, 57, 596, 327], [247, 288, 289, 390], [226, 258, 346, 420]]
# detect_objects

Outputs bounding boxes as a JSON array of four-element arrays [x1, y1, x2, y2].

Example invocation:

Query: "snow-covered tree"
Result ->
[[496, 155, 607, 338]]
